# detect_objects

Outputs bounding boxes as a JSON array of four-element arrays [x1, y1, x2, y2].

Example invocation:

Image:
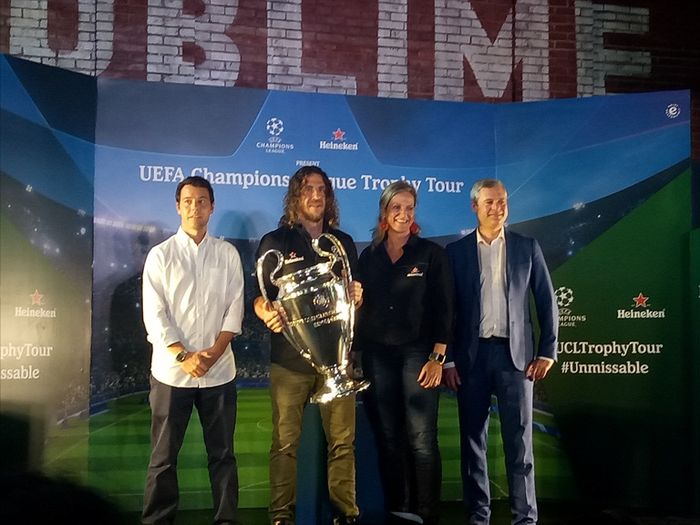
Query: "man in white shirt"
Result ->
[[141, 176, 244, 525], [445, 179, 558, 525]]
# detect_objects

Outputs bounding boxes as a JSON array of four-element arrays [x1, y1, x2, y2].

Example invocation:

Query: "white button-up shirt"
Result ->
[[476, 228, 509, 338], [142, 227, 244, 388]]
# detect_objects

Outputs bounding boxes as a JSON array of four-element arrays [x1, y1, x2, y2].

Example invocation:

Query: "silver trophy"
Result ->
[[256, 233, 370, 403]]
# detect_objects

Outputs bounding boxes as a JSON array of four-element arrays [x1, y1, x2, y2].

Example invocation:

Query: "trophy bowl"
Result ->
[[257, 233, 370, 403]]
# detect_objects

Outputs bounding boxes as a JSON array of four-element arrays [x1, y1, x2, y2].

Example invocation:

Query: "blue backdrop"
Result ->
[[1, 54, 697, 513]]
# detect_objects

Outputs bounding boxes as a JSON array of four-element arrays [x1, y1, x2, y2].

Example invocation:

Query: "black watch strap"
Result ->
[[428, 351, 446, 365]]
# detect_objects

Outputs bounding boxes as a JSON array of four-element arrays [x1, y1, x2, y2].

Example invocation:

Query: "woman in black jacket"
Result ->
[[356, 181, 454, 525]]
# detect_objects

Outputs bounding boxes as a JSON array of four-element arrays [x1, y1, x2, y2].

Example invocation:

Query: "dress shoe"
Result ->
[[332, 516, 359, 525]]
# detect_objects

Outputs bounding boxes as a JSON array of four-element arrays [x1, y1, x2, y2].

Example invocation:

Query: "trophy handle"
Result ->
[[256, 249, 311, 361], [313, 233, 353, 296], [256, 249, 284, 303], [313, 233, 355, 362]]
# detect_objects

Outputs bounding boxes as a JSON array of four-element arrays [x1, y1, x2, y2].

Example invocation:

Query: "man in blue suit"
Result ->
[[444, 179, 558, 525]]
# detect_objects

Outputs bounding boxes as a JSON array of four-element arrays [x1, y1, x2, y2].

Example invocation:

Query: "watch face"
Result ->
[[431, 352, 445, 364], [176, 350, 187, 362]]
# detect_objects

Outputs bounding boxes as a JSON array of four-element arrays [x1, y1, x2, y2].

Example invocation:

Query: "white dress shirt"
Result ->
[[476, 228, 509, 338], [142, 227, 244, 388]]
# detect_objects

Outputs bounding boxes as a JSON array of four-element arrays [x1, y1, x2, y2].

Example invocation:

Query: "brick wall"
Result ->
[[1, 0, 698, 156]]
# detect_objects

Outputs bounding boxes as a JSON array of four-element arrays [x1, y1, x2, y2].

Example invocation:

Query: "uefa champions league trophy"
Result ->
[[256, 233, 370, 403]]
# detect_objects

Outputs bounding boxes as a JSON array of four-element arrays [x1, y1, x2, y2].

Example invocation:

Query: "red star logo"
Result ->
[[30, 289, 44, 306], [632, 293, 649, 308], [332, 128, 345, 141]]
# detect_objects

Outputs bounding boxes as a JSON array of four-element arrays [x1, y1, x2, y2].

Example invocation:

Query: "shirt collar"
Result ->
[[292, 222, 332, 237], [405, 234, 420, 249], [476, 227, 505, 246], [175, 226, 209, 247], [378, 234, 418, 259], [381, 233, 419, 249]]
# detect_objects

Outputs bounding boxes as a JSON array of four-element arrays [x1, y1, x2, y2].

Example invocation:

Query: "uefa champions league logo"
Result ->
[[665, 104, 680, 119], [555, 286, 574, 308], [266, 117, 284, 136], [555, 286, 586, 327], [257, 117, 294, 154], [313, 294, 330, 310]]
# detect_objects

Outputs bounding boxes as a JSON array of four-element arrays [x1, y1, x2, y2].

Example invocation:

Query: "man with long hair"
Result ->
[[254, 166, 363, 525]]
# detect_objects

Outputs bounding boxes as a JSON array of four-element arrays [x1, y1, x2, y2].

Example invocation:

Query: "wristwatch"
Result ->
[[428, 351, 446, 365], [175, 349, 189, 363]]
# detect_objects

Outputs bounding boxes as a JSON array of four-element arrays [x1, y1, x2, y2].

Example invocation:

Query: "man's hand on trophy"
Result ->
[[348, 351, 364, 380], [349, 280, 364, 308], [262, 300, 286, 333]]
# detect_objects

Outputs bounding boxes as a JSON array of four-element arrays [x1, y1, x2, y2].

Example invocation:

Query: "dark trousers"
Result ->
[[457, 339, 536, 525], [142, 375, 239, 525], [362, 345, 441, 525]]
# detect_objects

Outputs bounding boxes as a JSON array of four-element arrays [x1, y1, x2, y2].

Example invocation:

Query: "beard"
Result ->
[[300, 206, 325, 223]]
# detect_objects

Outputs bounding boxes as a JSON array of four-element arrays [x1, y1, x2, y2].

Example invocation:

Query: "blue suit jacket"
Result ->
[[446, 229, 558, 372]]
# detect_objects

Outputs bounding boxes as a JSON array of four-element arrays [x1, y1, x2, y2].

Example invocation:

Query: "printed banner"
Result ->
[[1, 54, 695, 512], [0, 56, 95, 474]]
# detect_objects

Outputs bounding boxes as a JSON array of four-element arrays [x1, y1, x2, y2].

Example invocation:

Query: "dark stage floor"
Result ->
[[126, 500, 700, 524]]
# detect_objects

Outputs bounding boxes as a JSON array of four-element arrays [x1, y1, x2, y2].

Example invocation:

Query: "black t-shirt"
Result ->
[[355, 235, 454, 350], [254, 224, 359, 373]]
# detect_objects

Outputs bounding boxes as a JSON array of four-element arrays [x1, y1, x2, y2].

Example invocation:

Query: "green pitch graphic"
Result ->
[[546, 169, 694, 510], [689, 226, 700, 514], [1, 203, 91, 476], [439, 397, 575, 502], [39, 171, 697, 512], [44, 388, 573, 511]]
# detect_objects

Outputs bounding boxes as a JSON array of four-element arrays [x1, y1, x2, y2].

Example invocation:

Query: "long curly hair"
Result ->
[[280, 166, 340, 227], [371, 180, 419, 246]]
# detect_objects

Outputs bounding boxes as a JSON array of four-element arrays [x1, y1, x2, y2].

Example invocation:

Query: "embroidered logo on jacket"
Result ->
[[406, 266, 424, 277], [284, 251, 305, 264]]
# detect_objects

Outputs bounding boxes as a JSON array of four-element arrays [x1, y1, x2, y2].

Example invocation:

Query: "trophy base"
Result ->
[[311, 376, 370, 404]]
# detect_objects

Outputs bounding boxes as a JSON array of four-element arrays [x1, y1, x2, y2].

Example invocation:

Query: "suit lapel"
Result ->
[[505, 229, 513, 287], [505, 229, 518, 317], [466, 231, 479, 294]]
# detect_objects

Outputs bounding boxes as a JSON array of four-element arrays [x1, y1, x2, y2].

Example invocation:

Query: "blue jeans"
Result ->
[[362, 344, 441, 524]]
